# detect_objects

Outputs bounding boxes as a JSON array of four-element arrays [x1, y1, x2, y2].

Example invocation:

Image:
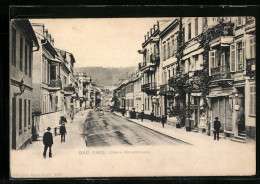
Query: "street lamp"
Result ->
[[14, 78, 25, 98]]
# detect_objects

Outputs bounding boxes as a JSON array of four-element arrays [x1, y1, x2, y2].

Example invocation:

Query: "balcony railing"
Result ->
[[138, 62, 147, 70], [150, 53, 160, 64], [141, 82, 157, 94], [210, 66, 231, 80], [48, 79, 62, 89], [160, 83, 174, 94]]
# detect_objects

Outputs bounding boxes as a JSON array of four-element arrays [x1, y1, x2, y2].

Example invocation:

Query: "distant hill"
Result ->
[[74, 66, 137, 87]]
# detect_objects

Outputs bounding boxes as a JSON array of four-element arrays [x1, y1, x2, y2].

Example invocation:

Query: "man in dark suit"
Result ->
[[60, 123, 67, 143], [43, 127, 53, 158], [214, 117, 221, 141]]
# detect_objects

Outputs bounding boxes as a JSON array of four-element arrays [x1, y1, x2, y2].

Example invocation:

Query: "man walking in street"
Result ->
[[150, 110, 154, 122], [140, 110, 144, 122], [43, 127, 53, 158], [60, 123, 67, 143], [214, 117, 221, 141]]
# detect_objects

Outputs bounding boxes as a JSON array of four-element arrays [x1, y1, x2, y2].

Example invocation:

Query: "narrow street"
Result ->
[[82, 110, 187, 147], [10, 109, 255, 178]]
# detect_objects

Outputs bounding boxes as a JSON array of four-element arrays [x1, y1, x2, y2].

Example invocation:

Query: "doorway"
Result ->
[[236, 87, 245, 136], [12, 97, 16, 149]]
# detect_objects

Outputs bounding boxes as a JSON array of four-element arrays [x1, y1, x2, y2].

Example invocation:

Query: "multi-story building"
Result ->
[[10, 19, 39, 149], [114, 16, 255, 143], [75, 72, 92, 109], [206, 17, 256, 141], [31, 23, 64, 137], [138, 20, 170, 120], [165, 17, 256, 141], [31, 23, 78, 137], [159, 19, 180, 120]]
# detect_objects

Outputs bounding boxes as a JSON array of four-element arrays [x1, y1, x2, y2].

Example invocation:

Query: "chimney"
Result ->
[[44, 29, 48, 37], [147, 32, 149, 38], [46, 34, 51, 43], [144, 35, 146, 41], [51, 38, 54, 46]]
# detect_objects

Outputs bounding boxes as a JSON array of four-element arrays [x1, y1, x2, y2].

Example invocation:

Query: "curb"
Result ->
[[112, 112, 192, 145]]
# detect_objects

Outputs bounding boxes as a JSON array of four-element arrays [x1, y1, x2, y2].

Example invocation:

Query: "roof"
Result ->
[[13, 19, 39, 48]]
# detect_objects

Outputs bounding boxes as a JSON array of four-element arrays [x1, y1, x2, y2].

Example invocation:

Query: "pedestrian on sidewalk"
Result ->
[[214, 117, 221, 141], [150, 110, 154, 122], [60, 123, 67, 143], [70, 110, 74, 123], [140, 110, 144, 122], [43, 127, 53, 158], [161, 115, 166, 128], [122, 109, 125, 116]]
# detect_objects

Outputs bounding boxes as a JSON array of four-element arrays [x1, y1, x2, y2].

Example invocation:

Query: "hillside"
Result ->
[[74, 66, 137, 87]]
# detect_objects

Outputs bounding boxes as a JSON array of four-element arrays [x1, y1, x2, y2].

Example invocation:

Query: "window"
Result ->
[[163, 44, 166, 61], [182, 27, 185, 43], [194, 55, 199, 71], [12, 26, 16, 66], [25, 44, 28, 75], [20, 37, 23, 71], [147, 49, 149, 62], [209, 50, 216, 76], [188, 23, 191, 40], [28, 100, 31, 128], [249, 37, 256, 59], [29, 46, 32, 77], [19, 99, 22, 134], [237, 41, 244, 71], [195, 18, 198, 36], [230, 44, 236, 72], [145, 98, 147, 110], [24, 99, 27, 130], [167, 41, 170, 59], [249, 85, 256, 116], [171, 38, 175, 56], [237, 17, 243, 26], [168, 70, 171, 80], [148, 98, 150, 111]]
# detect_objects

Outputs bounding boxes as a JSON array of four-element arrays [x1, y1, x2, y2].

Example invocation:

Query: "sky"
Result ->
[[30, 18, 170, 68]]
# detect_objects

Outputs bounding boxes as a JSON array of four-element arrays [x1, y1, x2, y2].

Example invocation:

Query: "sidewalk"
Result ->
[[11, 109, 90, 157], [113, 111, 255, 148]]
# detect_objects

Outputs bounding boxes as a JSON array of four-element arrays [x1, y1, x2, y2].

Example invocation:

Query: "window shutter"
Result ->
[[242, 40, 245, 70], [230, 44, 236, 72]]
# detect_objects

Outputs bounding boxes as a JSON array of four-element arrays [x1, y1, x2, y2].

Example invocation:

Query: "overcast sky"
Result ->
[[30, 18, 170, 68]]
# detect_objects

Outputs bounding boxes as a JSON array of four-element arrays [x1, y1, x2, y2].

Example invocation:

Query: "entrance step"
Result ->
[[238, 133, 246, 137], [231, 135, 246, 143]]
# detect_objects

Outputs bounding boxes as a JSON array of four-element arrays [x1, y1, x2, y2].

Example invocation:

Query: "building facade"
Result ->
[[31, 23, 78, 138], [114, 16, 256, 142], [10, 20, 39, 149]]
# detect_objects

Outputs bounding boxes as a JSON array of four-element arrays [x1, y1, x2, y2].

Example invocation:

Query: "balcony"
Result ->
[[47, 79, 62, 91], [141, 82, 157, 95], [160, 84, 174, 95], [150, 53, 160, 64], [210, 66, 231, 80], [138, 62, 147, 70]]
